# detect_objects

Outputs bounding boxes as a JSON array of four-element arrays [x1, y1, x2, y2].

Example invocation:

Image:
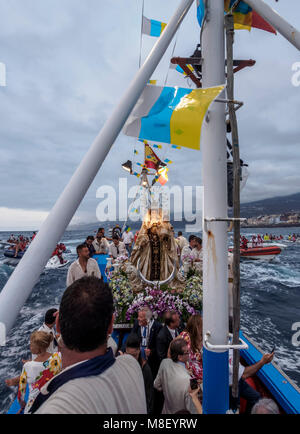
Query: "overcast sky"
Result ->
[[0, 0, 299, 230]]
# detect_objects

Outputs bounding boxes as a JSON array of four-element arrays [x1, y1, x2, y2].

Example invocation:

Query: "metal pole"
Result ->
[[202, 0, 229, 414], [0, 0, 195, 338], [225, 13, 241, 410], [245, 0, 300, 50]]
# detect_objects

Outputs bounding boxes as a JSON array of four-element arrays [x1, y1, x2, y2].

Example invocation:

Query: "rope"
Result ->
[[139, 0, 145, 68]]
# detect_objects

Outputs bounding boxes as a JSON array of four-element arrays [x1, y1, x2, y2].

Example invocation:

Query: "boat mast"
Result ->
[[0, 0, 195, 339], [245, 0, 300, 50], [201, 0, 229, 414]]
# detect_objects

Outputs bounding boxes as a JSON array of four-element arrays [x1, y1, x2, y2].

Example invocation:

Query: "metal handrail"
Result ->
[[204, 331, 248, 351]]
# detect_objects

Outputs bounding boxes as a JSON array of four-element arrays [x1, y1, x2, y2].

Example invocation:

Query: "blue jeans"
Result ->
[[230, 378, 261, 413]]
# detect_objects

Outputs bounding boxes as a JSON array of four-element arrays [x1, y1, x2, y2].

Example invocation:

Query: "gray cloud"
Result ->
[[0, 0, 299, 229]]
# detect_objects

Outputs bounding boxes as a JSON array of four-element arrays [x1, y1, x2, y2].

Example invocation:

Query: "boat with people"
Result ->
[[238, 245, 282, 261], [1, 0, 300, 416]]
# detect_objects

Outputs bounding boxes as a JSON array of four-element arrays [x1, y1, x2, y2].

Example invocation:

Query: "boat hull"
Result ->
[[229, 246, 281, 261]]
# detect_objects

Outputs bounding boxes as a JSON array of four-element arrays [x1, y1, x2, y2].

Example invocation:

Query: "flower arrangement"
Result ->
[[116, 255, 128, 263], [182, 254, 194, 263], [126, 287, 196, 323], [180, 272, 203, 311], [109, 271, 135, 323]]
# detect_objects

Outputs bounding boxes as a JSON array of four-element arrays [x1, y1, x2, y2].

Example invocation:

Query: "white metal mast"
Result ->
[[201, 0, 229, 414]]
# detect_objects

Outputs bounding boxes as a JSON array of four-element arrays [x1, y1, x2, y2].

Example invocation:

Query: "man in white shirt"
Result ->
[[154, 338, 197, 414], [31, 276, 146, 414], [180, 235, 197, 264], [122, 230, 134, 256], [191, 237, 203, 273], [38, 308, 59, 354], [176, 231, 188, 253], [66, 244, 101, 287], [92, 232, 110, 254], [108, 235, 128, 260]]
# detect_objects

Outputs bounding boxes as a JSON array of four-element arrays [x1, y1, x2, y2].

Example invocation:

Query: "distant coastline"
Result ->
[[242, 223, 300, 229]]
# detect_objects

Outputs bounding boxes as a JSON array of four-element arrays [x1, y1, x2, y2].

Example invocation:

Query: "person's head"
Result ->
[[98, 227, 105, 235], [76, 244, 90, 259], [188, 235, 197, 248], [125, 333, 141, 362], [195, 237, 202, 250], [185, 314, 203, 353], [137, 307, 152, 327], [112, 235, 119, 246], [251, 398, 280, 414], [44, 308, 58, 327], [178, 231, 183, 237], [169, 338, 189, 363], [96, 231, 103, 241], [59, 276, 114, 352], [85, 235, 94, 246], [165, 311, 180, 330], [30, 331, 53, 355]]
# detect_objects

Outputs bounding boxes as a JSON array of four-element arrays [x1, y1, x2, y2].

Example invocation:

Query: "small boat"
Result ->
[[45, 255, 69, 269], [229, 246, 282, 261], [3, 249, 25, 260]]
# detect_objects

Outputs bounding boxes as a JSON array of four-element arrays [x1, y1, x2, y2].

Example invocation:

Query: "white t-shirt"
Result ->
[[92, 238, 110, 254], [181, 245, 193, 263], [191, 247, 203, 262], [35, 355, 147, 414], [108, 241, 127, 259], [228, 349, 245, 386], [66, 258, 101, 287], [122, 231, 134, 245], [176, 235, 188, 251]]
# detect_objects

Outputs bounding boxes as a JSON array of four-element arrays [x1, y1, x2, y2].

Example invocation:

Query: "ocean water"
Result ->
[[0, 226, 299, 413]]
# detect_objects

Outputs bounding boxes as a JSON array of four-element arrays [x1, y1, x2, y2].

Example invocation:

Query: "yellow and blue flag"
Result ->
[[142, 16, 167, 37], [197, 0, 205, 27], [124, 84, 224, 151], [170, 63, 195, 76], [198, 1, 276, 33]]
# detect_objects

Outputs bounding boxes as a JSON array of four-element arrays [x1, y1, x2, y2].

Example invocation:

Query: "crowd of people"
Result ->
[[6, 234, 33, 257], [6, 232, 68, 263], [240, 233, 288, 249], [5, 275, 278, 415], [4, 227, 280, 415]]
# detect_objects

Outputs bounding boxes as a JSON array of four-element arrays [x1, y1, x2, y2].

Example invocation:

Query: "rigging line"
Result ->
[[138, 0, 145, 69], [200, 0, 208, 49], [131, 0, 146, 169], [160, 23, 182, 168], [163, 31, 179, 87]]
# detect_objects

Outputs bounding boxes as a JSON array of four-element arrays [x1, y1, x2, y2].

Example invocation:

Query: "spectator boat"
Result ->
[[229, 245, 282, 261], [45, 255, 69, 269]]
